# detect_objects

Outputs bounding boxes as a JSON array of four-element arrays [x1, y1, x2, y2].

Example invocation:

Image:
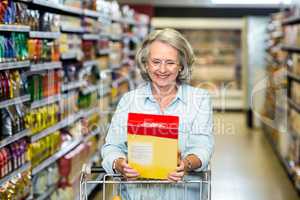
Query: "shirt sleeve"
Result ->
[[184, 90, 214, 172], [101, 93, 129, 174]]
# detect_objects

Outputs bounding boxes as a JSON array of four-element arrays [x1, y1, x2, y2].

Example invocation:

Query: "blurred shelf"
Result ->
[[28, 0, 83, 17], [281, 45, 300, 53], [35, 184, 57, 200], [30, 121, 63, 143], [83, 60, 98, 68], [0, 60, 30, 71], [0, 95, 31, 109], [81, 85, 99, 95], [99, 33, 110, 38], [0, 129, 30, 149], [82, 34, 100, 40], [112, 75, 130, 87], [98, 48, 111, 55], [0, 24, 30, 32], [62, 80, 87, 92], [287, 71, 300, 83], [61, 25, 85, 34], [60, 50, 83, 60], [98, 84, 110, 97], [282, 15, 300, 26], [110, 63, 122, 69], [288, 98, 300, 114], [83, 9, 100, 18], [83, 127, 101, 143], [32, 139, 81, 175], [110, 35, 123, 41], [30, 61, 62, 71], [30, 94, 61, 109], [0, 162, 30, 186], [29, 31, 60, 39]]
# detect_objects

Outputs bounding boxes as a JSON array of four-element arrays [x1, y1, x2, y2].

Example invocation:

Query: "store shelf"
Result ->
[[281, 45, 300, 53], [30, 122, 62, 143], [0, 24, 30, 32], [30, 61, 62, 71], [288, 98, 300, 114], [98, 84, 110, 98], [82, 34, 100, 40], [36, 184, 57, 200], [112, 75, 130, 87], [98, 48, 111, 55], [0, 129, 30, 149], [29, 31, 60, 39], [0, 95, 31, 109], [32, 139, 81, 175], [61, 80, 87, 92], [0, 162, 30, 186], [282, 15, 300, 26], [28, 0, 83, 17], [0, 60, 30, 71], [110, 34, 123, 41], [83, 60, 98, 68], [287, 71, 300, 83], [110, 63, 122, 69], [84, 127, 101, 142], [61, 25, 85, 34], [30, 107, 94, 142], [60, 50, 83, 60], [30, 94, 61, 109], [81, 85, 99, 95], [83, 9, 100, 19], [99, 33, 110, 38], [60, 5, 83, 16]]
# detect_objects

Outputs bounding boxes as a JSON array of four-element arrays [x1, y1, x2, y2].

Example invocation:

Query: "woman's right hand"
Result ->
[[114, 158, 140, 180]]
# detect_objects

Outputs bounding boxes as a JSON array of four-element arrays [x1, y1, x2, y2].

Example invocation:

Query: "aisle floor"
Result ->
[[212, 112, 299, 200]]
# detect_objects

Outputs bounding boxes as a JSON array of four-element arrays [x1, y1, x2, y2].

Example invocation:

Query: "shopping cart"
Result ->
[[80, 165, 211, 200]]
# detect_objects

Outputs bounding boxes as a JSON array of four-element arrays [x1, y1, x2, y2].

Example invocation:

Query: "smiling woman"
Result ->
[[101, 28, 214, 200]]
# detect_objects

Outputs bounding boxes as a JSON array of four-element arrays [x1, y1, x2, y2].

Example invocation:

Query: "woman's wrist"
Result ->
[[183, 154, 202, 172], [112, 157, 125, 173]]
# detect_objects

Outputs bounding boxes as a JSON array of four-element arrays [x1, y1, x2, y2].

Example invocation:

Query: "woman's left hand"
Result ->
[[168, 160, 185, 182]]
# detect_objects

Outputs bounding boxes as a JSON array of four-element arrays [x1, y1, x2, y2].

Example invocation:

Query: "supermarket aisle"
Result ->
[[212, 112, 299, 200]]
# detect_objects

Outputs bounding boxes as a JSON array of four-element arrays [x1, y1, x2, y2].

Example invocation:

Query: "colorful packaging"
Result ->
[[127, 113, 179, 179]]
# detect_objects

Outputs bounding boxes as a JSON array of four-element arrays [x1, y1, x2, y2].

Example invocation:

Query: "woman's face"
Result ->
[[147, 41, 181, 88]]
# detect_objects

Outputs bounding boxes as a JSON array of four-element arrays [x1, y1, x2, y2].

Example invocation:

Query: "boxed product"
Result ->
[[127, 113, 179, 179]]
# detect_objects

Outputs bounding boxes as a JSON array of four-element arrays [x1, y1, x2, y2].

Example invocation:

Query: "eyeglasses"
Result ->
[[148, 58, 179, 69]]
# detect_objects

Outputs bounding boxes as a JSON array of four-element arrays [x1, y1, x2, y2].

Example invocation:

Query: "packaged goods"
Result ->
[[127, 113, 179, 179]]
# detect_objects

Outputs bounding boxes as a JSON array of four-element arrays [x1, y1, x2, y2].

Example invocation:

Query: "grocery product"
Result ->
[[127, 113, 179, 179]]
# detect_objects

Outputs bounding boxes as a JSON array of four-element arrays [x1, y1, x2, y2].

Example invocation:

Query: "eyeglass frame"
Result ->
[[147, 58, 180, 69]]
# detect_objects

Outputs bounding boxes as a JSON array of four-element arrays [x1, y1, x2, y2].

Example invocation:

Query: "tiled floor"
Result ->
[[212, 112, 299, 200]]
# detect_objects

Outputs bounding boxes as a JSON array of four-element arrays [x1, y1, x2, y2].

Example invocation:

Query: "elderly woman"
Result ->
[[101, 28, 214, 199]]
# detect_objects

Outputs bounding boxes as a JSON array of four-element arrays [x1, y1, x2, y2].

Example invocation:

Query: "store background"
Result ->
[[0, 0, 299, 199]]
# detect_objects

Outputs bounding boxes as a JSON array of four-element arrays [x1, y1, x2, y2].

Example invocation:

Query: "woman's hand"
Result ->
[[114, 158, 140, 180], [168, 160, 185, 182]]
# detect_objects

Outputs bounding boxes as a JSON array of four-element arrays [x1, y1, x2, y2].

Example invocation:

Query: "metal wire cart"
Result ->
[[80, 165, 211, 200]]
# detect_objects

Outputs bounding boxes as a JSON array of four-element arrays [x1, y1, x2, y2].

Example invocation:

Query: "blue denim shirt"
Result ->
[[101, 82, 214, 174]]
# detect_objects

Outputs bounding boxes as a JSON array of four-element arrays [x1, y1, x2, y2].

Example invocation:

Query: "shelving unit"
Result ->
[[30, 61, 62, 71], [29, 31, 60, 39], [30, 94, 61, 109], [263, 10, 300, 193], [0, 162, 31, 186], [0, 60, 30, 71], [0, 0, 150, 199], [0, 95, 31, 109], [0, 129, 30, 149]]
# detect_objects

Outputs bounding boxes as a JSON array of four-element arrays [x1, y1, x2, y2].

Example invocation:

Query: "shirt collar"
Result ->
[[144, 82, 186, 104]]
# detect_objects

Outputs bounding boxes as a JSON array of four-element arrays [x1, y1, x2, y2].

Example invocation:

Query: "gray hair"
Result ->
[[135, 28, 195, 83]]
